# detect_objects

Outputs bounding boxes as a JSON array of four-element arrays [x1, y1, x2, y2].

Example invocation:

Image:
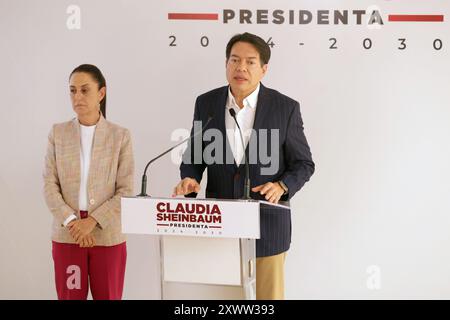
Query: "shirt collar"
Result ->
[[227, 83, 260, 110]]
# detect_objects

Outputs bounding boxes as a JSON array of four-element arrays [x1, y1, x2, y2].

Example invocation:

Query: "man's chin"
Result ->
[[230, 82, 249, 91]]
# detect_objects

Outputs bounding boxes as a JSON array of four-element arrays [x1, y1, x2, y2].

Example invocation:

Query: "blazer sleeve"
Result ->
[[90, 129, 135, 229], [179, 96, 207, 184], [280, 102, 315, 200], [43, 125, 76, 226]]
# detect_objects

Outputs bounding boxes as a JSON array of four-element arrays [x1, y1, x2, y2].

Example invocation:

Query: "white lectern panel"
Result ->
[[163, 236, 241, 286]]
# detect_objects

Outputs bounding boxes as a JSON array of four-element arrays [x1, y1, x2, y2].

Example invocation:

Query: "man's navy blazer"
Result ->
[[180, 83, 315, 257]]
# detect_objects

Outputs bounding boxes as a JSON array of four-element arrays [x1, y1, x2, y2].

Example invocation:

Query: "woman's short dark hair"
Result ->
[[226, 32, 271, 66], [70, 64, 107, 118]]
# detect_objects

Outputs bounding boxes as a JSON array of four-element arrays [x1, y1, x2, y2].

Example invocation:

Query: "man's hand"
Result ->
[[252, 182, 285, 204], [68, 216, 98, 243], [172, 178, 201, 197]]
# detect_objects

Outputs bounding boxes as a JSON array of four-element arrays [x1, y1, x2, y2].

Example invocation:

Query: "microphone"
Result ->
[[229, 108, 251, 200], [138, 110, 214, 197]]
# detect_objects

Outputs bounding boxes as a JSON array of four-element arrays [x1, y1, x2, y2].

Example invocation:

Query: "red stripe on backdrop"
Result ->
[[168, 13, 219, 20], [389, 15, 444, 22]]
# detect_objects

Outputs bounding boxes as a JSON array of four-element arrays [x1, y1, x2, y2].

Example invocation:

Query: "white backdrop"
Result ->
[[1, 0, 449, 299]]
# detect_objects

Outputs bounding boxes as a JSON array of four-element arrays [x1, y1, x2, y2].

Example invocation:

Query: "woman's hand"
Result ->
[[68, 216, 98, 243], [79, 234, 96, 248]]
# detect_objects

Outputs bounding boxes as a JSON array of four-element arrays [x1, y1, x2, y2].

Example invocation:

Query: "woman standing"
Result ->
[[43, 64, 134, 300]]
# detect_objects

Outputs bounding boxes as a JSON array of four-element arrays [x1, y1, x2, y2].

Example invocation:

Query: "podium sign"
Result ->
[[122, 197, 260, 239]]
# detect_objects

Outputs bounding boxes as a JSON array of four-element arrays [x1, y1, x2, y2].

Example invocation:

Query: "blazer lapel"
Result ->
[[252, 83, 270, 132], [213, 87, 228, 137], [87, 115, 107, 190], [70, 118, 81, 209], [212, 87, 237, 172], [237, 83, 271, 171]]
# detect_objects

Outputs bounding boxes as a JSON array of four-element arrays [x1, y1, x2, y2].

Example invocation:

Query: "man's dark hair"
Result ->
[[226, 32, 271, 66]]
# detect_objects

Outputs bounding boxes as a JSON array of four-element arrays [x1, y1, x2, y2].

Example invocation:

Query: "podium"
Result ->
[[121, 196, 289, 300]]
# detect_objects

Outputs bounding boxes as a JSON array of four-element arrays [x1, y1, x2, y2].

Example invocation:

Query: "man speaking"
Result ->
[[172, 32, 315, 299]]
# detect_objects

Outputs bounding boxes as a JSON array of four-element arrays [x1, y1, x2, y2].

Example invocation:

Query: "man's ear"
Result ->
[[262, 64, 268, 76]]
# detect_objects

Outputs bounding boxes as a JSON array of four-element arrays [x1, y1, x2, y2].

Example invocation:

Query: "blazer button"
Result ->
[[90, 199, 95, 205], [234, 173, 240, 180]]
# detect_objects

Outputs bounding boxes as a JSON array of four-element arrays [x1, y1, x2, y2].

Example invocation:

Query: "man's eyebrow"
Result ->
[[230, 54, 258, 59]]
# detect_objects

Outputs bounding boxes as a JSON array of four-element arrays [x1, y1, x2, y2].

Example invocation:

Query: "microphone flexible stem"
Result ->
[[230, 110, 251, 200], [138, 116, 213, 196]]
